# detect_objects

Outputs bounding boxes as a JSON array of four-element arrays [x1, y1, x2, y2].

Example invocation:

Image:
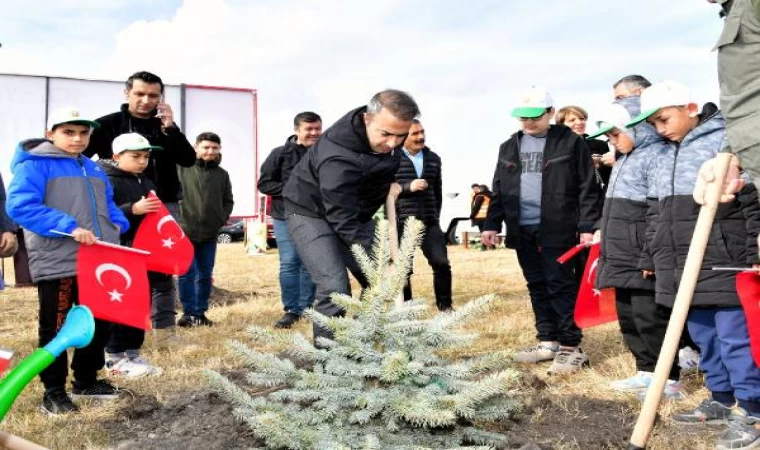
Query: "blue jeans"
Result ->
[[274, 219, 315, 315], [178, 240, 217, 316]]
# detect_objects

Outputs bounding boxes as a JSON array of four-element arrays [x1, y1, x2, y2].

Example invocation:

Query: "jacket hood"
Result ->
[[323, 106, 373, 154], [682, 102, 724, 146], [617, 96, 662, 149], [11, 139, 78, 173]]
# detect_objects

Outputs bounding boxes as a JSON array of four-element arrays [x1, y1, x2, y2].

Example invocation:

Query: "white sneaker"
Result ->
[[609, 371, 654, 391], [107, 356, 162, 378], [547, 347, 589, 375], [678, 346, 700, 371], [514, 343, 559, 363]]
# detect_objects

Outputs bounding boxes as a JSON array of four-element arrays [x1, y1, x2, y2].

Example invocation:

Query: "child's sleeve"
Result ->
[[737, 181, 760, 264], [638, 156, 659, 271], [6, 161, 78, 236], [104, 176, 130, 233]]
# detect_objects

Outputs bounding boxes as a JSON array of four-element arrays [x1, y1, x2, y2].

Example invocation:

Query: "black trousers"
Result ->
[[106, 274, 176, 354], [515, 225, 582, 347], [401, 223, 452, 310], [37, 277, 111, 391], [616, 287, 680, 381]]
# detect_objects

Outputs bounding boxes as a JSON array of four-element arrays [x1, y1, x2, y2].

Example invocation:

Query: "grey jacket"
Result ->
[[716, 0, 760, 180], [6, 139, 128, 281]]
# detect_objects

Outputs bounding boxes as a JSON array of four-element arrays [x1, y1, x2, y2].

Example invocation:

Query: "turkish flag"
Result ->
[[133, 192, 194, 275], [574, 242, 617, 328], [77, 242, 151, 330], [737, 271, 760, 367], [0, 347, 13, 373]]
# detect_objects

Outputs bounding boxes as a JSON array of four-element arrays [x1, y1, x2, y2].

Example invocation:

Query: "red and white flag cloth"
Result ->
[[77, 241, 152, 330], [0, 347, 13, 373], [133, 192, 194, 275], [737, 271, 760, 367], [573, 242, 617, 329]]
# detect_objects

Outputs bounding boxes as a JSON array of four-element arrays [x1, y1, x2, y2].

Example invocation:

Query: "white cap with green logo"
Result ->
[[112, 133, 163, 154], [46, 107, 100, 130], [626, 80, 691, 128], [511, 86, 553, 119]]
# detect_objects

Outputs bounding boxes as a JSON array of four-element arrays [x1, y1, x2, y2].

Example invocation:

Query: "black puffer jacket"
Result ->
[[98, 160, 156, 244], [283, 106, 400, 248], [86, 104, 196, 203], [257, 136, 309, 220], [484, 125, 602, 249], [395, 147, 442, 226], [643, 106, 760, 308]]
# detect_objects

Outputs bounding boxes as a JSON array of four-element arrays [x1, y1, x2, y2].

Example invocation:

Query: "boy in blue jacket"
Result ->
[[6, 108, 130, 415], [628, 81, 760, 450]]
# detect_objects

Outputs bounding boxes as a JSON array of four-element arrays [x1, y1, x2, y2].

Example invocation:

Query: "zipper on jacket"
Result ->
[[599, 154, 629, 261], [79, 156, 103, 239], [669, 144, 680, 279]]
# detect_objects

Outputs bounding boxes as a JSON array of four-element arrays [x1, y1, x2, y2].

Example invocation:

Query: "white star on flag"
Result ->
[[108, 289, 124, 303], [162, 237, 175, 249]]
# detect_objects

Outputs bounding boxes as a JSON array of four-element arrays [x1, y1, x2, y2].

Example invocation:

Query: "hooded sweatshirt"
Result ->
[[596, 96, 665, 290], [283, 106, 401, 248], [6, 139, 129, 281], [645, 104, 760, 307]]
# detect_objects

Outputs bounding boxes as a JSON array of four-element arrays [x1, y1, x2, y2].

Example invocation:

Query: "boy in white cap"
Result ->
[[6, 108, 130, 414], [589, 99, 684, 399], [98, 133, 168, 377], [481, 86, 602, 375], [627, 80, 760, 449]]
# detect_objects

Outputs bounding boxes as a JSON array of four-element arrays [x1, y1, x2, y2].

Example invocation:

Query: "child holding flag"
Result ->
[[6, 108, 129, 414]]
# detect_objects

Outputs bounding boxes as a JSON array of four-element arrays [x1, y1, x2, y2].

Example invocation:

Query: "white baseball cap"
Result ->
[[47, 107, 100, 131], [511, 86, 554, 118], [626, 80, 691, 127], [112, 133, 163, 154], [587, 103, 632, 139]]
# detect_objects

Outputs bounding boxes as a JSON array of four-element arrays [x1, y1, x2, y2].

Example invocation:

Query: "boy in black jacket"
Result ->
[[100, 133, 166, 377], [482, 86, 602, 375]]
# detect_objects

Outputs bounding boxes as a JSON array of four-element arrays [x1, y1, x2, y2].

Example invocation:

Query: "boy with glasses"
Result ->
[[482, 86, 602, 374]]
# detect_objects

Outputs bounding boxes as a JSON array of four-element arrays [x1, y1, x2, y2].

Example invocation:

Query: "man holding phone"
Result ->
[[85, 71, 196, 348]]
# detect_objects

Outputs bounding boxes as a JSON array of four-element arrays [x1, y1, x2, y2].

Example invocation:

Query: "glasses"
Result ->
[[518, 108, 551, 122]]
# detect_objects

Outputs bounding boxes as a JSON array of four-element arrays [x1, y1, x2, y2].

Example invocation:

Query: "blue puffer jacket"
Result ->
[[642, 104, 760, 308], [597, 97, 666, 290], [6, 139, 129, 281]]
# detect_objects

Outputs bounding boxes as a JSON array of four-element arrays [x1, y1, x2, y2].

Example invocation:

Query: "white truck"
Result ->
[[0, 73, 260, 218]]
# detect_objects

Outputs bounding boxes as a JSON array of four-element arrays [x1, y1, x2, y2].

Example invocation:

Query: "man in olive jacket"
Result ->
[[177, 132, 234, 327]]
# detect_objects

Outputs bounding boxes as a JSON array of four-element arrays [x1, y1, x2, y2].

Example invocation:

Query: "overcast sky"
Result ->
[[0, 0, 726, 193]]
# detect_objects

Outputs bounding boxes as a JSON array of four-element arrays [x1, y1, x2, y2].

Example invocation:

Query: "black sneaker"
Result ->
[[671, 399, 733, 425], [178, 314, 214, 327], [71, 379, 120, 401], [40, 388, 79, 415], [274, 312, 301, 329], [177, 314, 195, 328]]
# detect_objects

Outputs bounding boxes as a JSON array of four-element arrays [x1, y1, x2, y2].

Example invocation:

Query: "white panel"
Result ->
[[47, 78, 182, 129], [184, 87, 257, 217], [0, 74, 47, 184]]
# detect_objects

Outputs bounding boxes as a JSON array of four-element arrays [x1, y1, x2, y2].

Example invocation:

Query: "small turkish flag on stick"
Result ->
[[573, 242, 617, 328], [0, 348, 13, 373], [133, 192, 194, 275], [77, 241, 152, 330]]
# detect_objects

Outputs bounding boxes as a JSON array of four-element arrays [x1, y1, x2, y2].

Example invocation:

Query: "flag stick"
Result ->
[[628, 153, 732, 449], [50, 230, 150, 255]]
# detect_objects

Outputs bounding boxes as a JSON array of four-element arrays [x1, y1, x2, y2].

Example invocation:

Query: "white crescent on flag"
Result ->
[[156, 214, 185, 238], [95, 263, 133, 290], [587, 258, 599, 284]]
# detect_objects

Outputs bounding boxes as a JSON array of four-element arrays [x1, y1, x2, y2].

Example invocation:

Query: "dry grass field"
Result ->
[[0, 243, 724, 449]]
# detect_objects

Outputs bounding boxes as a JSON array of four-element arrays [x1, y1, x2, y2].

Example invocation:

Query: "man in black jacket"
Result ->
[[258, 112, 322, 329], [84, 71, 196, 332], [283, 89, 419, 343], [482, 86, 602, 375], [394, 119, 452, 311]]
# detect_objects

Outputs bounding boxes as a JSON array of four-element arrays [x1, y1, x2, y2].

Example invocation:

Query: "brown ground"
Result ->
[[0, 244, 722, 449]]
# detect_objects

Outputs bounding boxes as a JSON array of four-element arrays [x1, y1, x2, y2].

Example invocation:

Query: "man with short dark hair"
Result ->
[[283, 89, 419, 343], [258, 112, 322, 328], [86, 71, 197, 346], [177, 132, 234, 327], [613, 75, 652, 101], [394, 119, 452, 311]]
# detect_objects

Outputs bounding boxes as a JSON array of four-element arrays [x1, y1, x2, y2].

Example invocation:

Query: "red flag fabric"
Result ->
[[737, 271, 760, 367], [574, 242, 617, 328], [0, 348, 13, 373], [133, 192, 194, 275], [77, 242, 151, 330]]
